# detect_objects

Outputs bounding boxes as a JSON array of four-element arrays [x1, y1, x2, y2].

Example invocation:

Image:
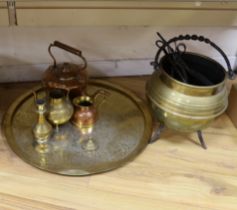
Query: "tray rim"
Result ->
[[2, 79, 153, 176]]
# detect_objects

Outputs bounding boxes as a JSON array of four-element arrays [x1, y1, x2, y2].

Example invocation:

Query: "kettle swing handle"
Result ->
[[48, 41, 87, 70], [152, 34, 236, 80]]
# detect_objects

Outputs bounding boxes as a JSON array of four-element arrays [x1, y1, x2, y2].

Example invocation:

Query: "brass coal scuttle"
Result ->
[[146, 34, 236, 149]]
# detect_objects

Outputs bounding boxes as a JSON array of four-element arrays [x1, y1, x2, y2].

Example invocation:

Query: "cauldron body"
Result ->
[[146, 52, 228, 132]]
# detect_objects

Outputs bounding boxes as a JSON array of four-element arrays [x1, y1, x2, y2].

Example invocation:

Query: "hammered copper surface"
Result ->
[[3, 80, 152, 176]]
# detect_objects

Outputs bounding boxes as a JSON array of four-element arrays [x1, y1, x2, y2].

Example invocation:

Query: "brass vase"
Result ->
[[33, 98, 53, 145], [48, 89, 74, 130]]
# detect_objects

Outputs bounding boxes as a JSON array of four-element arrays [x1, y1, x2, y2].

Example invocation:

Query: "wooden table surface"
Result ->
[[0, 76, 237, 210]]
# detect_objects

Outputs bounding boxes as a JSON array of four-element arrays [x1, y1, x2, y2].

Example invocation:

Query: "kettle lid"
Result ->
[[57, 62, 81, 81]]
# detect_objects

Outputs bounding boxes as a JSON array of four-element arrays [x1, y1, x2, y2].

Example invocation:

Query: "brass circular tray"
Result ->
[[2, 80, 152, 176]]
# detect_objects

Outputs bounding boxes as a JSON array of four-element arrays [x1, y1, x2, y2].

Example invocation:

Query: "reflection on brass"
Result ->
[[81, 136, 98, 152], [42, 41, 87, 97], [72, 89, 109, 134], [2, 80, 152, 176], [33, 97, 52, 144], [48, 89, 74, 128], [35, 143, 50, 154]]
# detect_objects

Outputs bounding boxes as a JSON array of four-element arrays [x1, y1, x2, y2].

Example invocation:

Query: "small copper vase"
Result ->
[[71, 90, 109, 135]]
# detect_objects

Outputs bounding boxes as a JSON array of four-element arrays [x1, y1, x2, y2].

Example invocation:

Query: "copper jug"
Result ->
[[42, 41, 87, 97], [71, 90, 109, 134]]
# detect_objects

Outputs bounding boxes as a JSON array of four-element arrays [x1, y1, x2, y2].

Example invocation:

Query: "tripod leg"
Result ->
[[149, 124, 165, 144], [197, 130, 207, 150]]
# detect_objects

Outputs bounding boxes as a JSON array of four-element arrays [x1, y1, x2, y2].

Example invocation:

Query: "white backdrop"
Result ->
[[0, 26, 237, 82]]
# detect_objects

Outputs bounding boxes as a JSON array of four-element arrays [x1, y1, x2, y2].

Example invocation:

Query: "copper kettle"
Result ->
[[42, 41, 87, 96]]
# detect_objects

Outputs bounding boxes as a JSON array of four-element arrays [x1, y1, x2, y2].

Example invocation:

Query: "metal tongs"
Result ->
[[156, 33, 212, 86]]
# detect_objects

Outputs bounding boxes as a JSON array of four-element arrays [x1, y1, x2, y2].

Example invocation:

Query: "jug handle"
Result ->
[[92, 90, 110, 109], [48, 41, 87, 70], [152, 34, 236, 80]]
